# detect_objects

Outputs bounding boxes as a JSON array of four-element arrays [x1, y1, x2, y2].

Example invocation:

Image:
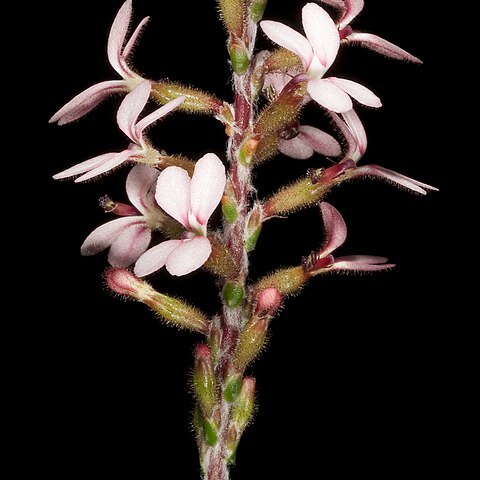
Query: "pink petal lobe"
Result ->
[[319, 202, 347, 256], [333, 255, 395, 271], [117, 80, 151, 144], [346, 32, 422, 64], [341, 109, 367, 160], [107, 0, 133, 77], [260, 20, 313, 68], [353, 165, 439, 195], [166, 236, 212, 276], [298, 125, 342, 156], [328, 77, 382, 108], [279, 136, 314, 160], [135, 95, 185, 140], [81, 216, 145, 256], [134, 239, 182, 277], [302, 3, 340, 70], [126, 164, 160, 215], [108, 224, 152, 267], [308, 78, 353, 113], [190, 154, 226, 225], [49, 81, 128, 125], [123, 16, 150, 59], [155, 166, 191, 229], [53, 153, 117, 180], [75, 150, 133, 182], [339, 0, 365, 30]]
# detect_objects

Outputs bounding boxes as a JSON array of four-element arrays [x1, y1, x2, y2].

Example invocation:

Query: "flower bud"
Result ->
[[254, 266, 309, 297], [223, 282, 245, 308], [255, 287, 282, 317], [217, 0, 246, 37], [193, 344, 217, 417], [106, 269, 210, 333], [204, 237, 239, 279], [264, 48, 303, 73], [251, 132, 280, 165], [234, 318, 268, 371], [151, 81, 223, 115]]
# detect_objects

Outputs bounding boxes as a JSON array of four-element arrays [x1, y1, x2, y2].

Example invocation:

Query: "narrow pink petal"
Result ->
[[135, 95, 185, 142], [53, 153, 117, 180], [155, 166, 191, 229], [49, 81, 128, 125], [353, 165, 439, 194], [81, 216, 145, 256], [260, 20, 313, 68], [166, 236, 212, 276], [302, 3, 340, 70], [75, 150, 133, 183], [346, 32, 422, 64], [339, 0, 364, 29], [190, 153, 226, 225], [126, 164, 160, 215], [107, 0, 133, 77], [333, 255, 395, 271], [123, 17, 150, 59], [108, 224, 152, 267], [341, 109, 367, 160], [329, 112, 357, 160], [298, 125, 342, 157], [117, 80, 151, 144], [319, 202, 347, 256], [279, 136, 314, 160], [308, 78, 353, 113], [134, 239, 182, 277], [328, 77, 382, 108]]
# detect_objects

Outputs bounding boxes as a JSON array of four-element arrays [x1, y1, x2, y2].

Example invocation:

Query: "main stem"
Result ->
[[202, 21, 258, 480]]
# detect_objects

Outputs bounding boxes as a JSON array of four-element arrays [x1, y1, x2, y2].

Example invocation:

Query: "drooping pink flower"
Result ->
[[303, 202, 395, 273], [279, 124, 342, 159], [81, 164, 165, 268], [135, 153, 227, 277], [260, 2, 381, 113], [318, 0, 422, 63], [53, 81, 184, 182], [49, 0, 148, 125], [329, 109, 438, 194]]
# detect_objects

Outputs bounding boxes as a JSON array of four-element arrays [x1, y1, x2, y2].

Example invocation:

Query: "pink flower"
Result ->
[[81, 164, 165, 268], [303, 202, 395, 273], [318, 0, 422, 63], [329, 109, 438, 194], [135, 153, 227, 277], [49, 0, 148, 125], [279, 124, 342, 159], [260, 2, 381, 113], [53, 80, 184, 182]]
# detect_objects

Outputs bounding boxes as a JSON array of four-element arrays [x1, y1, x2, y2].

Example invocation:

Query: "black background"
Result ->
[[19, 1, 459, 478]]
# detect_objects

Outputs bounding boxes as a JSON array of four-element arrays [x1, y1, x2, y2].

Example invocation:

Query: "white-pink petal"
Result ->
[[134, 239, 182, 277], [53, 152, 118, 180], [126, 164, 160, 215], [302, 3, 340, 70], [298, 125, 342, 157], [341, 109, 367, 160], [107, 0, 133, 77], [333, 255, 395, 271], [279, 136, 314, 160], [308, 78, 353, 113], [155, 166, 191, 229], [135, 95, 186, 143], [75, 149, 133, 182], [328, 77, 382, 108], [165, 236, 212, 276], [190, 153, 226, 225], [345, 32, 422, 64], [320, 202, 347, 256], [117, 80, 151, 144], [49, 80, 128, 125], [81, 216, 145, 256], [123, 16, 150, 59], [339, 0, 364, 30], [260, 20, 313, 69], [108, 223, 152, 267]]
